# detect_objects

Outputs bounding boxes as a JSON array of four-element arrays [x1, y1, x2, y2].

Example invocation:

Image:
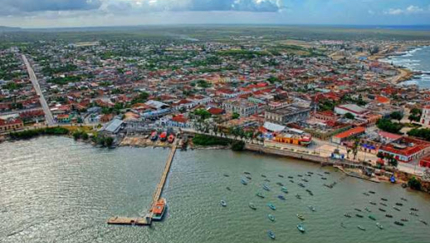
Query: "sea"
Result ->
[[1, 137, 430, 243], [381, 46, 430, 89]]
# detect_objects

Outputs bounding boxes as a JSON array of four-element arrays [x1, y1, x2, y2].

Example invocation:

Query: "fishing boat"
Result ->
[[356, 214, 364, 218], [298, 183, 306, 188], [376, 222, 384, 230], [267, 203, 276, 210], [308, 205, 316, 212], [306, 189, 313, 196], [379, 208, 386, 212], [385, 214, 393, 218], [394, 221, 404, 226], [278, 174, 284, 178], [396, 203, 403, 206], [381, 198, 388, 201], [289, 180, 295, 183], [278, 195, 286, 201], [276, 182, 284, 186], [410, 212, 419, 217], [268, 214, 275, 222], [411, 208, 419, 212], [308, 172, 314, 175], [297, 224, 306, 233], [268, 230, 276, 240], [368, 215, 376, 221], [241, 179, 248, 185], [151, 198, 167, 221], [150, 131, 158, 141], [281, 187, 289, 193], [401, 197, 408, 202], [298, 174, 303, 177], [419, 219, 428, 225], [295, 194, 302, 200], [393, 206, 401, 211], [354, 208, 362, 212], [263, 184, 271, 191], [288, 176, 294, 179], [159, 132, 167, 142], [249, 203, 257, 210], [363, 193, 370, 196], [302, 179, 309, 183], [321, 177, 327, 180], [226, 187, 231, 191], [370, 201, 377, 205], [223, 174, 229, 177], [297, 214, 305, 220], [344, 213, 352, 218], [401, 218, 408, 222], [365, 208, 371, 212], [357, 225, 366, 231], [256, 192, 265, 198], [324, 171, 330, 175], [380, 203, 387, 207], [261, 174, 266, 178], [220, 200, 227, 207], [244, 171, 251, 175], [264, 179, 271, 182], [167, 134, 175, 143], [369, 191, 376, 194], [245, 176, 252, 180]]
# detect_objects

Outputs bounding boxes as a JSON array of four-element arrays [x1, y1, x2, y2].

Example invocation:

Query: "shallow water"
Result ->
[[1, 137, 429, 243]]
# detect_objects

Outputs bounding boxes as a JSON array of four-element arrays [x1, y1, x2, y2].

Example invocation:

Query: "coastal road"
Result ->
[[22, 55, 55, 126]]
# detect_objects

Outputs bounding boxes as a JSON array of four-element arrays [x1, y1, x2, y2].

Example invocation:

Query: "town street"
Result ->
[[22, 54, 55, 126]]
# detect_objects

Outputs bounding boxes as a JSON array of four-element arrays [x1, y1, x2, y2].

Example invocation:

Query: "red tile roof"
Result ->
[[334, 127, 366, 139]]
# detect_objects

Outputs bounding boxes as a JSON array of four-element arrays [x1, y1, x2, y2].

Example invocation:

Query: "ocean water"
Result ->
[[381, 46, 430, 89], [1, 137, 430, 243]]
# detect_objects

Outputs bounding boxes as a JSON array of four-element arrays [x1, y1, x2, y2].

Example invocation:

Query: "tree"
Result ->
[[376, 118, 403, 134], [408, 177, 422, 190], [232, 112, 240, 120], [131, 92, 149, 104], [408, 128, 430, 141], [388, 157, 398, 167], [390, 111, 403, 122], [409, 108, 422, 122], [344, 113, 355, 119]]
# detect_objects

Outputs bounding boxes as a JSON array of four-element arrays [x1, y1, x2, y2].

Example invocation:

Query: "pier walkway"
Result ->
[[107, 143, 177, 226]]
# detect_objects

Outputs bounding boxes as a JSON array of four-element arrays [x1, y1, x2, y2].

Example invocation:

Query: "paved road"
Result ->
[[22, 55, 55, 126]]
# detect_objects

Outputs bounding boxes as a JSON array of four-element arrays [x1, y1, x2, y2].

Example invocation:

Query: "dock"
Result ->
[[107, 143, 177, 226]]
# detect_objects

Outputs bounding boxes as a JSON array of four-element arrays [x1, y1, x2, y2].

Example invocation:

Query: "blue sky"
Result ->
[[0, 0, 429, 28]]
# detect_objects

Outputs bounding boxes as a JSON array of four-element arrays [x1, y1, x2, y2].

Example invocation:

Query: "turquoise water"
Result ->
[[1, 137, 430, 243]]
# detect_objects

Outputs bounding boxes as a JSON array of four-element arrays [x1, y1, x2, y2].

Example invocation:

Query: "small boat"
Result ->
[[245, 176, 252, 180], [244, 171, 251, 175], [263, 184, 271, 191], [264, 179, 271, 182], [249, 203, 257, 210], [376, 222, 384, 230], [354, 208, 362, 212], [278, 174, 284, 178], [368, 215, 376, 221], [394, 221, 404, 226], [308, 205, 316, 212], [150, 131, 158, 141], [267, 203, 276, 210], [223, 174, 229, 177], [281, 187, 289, 193], [308, 172, 314, 175], [379, 208, 386, 212], [401, 197, 408, 202], [167, 134, 175, 143], [261, 174, 266, 178], [344, 213, 352, 218], [419, 219, 428, 225], [268, 230, 275, 240], [385, 214, 393, 218], [226, 187, 231, 191], [306, 190, 313, 196], [297, 214, 305, 220], [393, 206, 401, 211], [401, 218, 408, 222], [369, 191, 375, 194], [356, 214, 364, 218], [363, 193, 370, 196], [380, 203, 387, 207], [341, 222, 347, 229], [365, 208, 371, 213], [268, 214, 275, 222], [381, 198, 388, 201], [410, 212, 419, 217], [296, 194, 302, 200], [298, 174, 303, 177], [357, 225, 366, 231], [396, 203, 403, 206], [276, 182, 284, 186], [256, 192, 265, 198], [324, 171, 330, 175], [298, 183, 306, 188], [151, 198, 167, 221], [302, 179, 309, 183], [289, 180, 295, 183], [369, 201, 377, 205], [411, 208, 419, 212], [220, 200, 227, 207], [241, 179, 248, 185], [278, 195, 286, 201], [297, 224, 306, 233], [288, 176, 294, 179], [321, 177, 327, 180]]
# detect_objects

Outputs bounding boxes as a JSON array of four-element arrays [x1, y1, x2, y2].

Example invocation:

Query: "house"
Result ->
[[265, 105, 311, 125], [56, 114, 70, 123], [378, 137, 430, 163], [19, 110, 45, 124], [168, 115, 190, 128], [0, 118, 24, 132], [331, 126, 366, 144], [334, 104, 368, 118], [420, 105, 430, 127], [222, 99, 258, 117]]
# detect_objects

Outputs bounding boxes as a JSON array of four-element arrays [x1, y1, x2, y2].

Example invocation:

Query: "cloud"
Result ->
[[384, 5, 424, 15]]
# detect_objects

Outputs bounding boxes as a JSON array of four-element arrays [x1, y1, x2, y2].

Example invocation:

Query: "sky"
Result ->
[[0, 0, 429, 28]]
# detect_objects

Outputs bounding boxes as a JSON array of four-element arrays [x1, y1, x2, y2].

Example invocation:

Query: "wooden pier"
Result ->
[[107, 143, 177, 226]]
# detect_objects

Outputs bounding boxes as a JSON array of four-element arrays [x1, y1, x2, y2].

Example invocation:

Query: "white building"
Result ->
[[420, 105, 430, 127]]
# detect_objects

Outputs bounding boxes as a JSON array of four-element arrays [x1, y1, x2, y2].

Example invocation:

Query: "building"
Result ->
[[0, 118, 24, 133], [264, 106, 311, 125], [334, 104, 368, 118], [420, 105, 430, 127], [331, 126, 366, 144], [222, 99, 258, 117], [378, 137, 430, 163]]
